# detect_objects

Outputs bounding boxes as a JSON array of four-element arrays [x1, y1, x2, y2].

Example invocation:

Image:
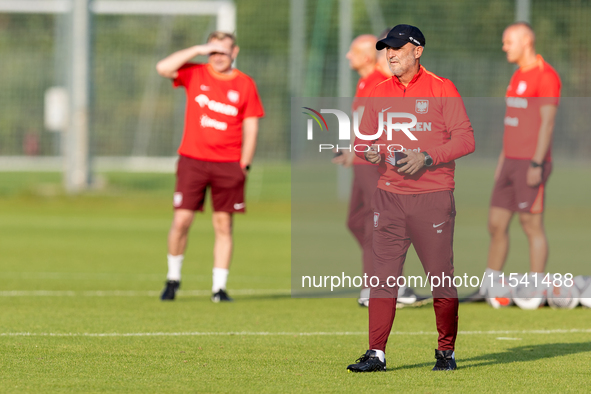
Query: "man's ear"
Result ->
[[232, 45, 240, 59], [415, 46, 424, 59]]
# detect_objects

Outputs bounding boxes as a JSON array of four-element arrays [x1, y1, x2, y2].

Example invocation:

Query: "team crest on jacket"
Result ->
[[374, 212, 380, 228], [227, 90, 240, 103], [415, 99, 429, 114]]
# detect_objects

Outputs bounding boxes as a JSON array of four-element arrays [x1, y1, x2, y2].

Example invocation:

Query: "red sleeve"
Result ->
[[428, 80, 475, 165], [354, 87, 379, 160], [172, 63, 199, 88], [538, 69, 561, 105], [242, 78, 265, 118]]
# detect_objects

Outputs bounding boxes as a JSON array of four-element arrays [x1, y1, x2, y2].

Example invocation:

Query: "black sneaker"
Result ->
[[432, 349, 457, 371], [346, 350, 386, 372], [160, 280, 180, 301], [211, 289, 233, 303]]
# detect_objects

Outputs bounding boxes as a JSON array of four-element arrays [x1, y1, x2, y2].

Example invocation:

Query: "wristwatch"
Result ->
[[530, 161, 543, 168], [422, 151, 433, 167]]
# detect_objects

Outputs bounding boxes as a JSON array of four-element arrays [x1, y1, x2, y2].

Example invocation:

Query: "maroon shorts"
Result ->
[[371, 188, 457, 299], [347, 164, 380, 277], [490, 158, 552, 214], [173, 155, 246, 213]]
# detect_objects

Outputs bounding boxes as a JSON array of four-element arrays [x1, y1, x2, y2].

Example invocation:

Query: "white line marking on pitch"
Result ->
[[1, 329, 589, 338], [0, 289, 291, 297]]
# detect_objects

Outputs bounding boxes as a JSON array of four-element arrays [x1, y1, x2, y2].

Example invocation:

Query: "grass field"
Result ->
[[0, 162, 590, 393]]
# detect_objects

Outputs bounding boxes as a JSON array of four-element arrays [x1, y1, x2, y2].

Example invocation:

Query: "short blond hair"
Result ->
[[207, 31, 237, 47]]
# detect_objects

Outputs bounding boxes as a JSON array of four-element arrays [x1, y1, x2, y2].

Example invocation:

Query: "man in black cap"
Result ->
[[346, 24, 475, 372]]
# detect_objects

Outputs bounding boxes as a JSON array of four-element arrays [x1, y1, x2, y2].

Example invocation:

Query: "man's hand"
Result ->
[[494, 154, 505, 182], [331, 150, 355, 167], [526, 165, 542, 187], [203, 42, 232, 56], [396, 151, 425, 175], [364, 145, 382, 164]]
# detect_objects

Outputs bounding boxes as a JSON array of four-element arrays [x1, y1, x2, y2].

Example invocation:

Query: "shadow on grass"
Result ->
[[172, 293, 293, 303], [386, 342, 591, 372], [461, 341, 591, 368]]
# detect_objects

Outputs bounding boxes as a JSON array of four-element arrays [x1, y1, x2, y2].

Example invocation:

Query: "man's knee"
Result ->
[[488, 207, 512, 237], [488, 217, 509, 237], [212, 213, 233, 236], [172, 210, 194, 233], [519, 213, 544, 237]]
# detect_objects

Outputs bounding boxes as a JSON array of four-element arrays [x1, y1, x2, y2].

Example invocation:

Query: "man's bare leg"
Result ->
[[487, 206, 514, 271], [161, 209, 195, 300], [168, 209, 195, 256], [518, 212, 547, 273], [211, 211, 234, 297], [212, 211, 233, 269]]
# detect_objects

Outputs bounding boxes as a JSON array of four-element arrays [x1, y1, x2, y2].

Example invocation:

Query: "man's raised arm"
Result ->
[[156, 43, 230, 79]]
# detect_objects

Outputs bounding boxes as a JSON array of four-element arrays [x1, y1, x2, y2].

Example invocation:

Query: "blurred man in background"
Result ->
[[333, 34, 390, 307], [467, 22, 560, 306], [156, 31, 264, 302]]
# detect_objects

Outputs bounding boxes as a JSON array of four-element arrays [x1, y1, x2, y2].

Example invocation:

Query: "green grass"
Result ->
[[0, 162, 590, 393]]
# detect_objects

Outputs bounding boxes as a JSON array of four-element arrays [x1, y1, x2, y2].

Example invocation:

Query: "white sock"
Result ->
[[480, 268, 502, 295], [212, 267, 229, 292], [371, 349, 386, 362], [166, 254, 183, 281]]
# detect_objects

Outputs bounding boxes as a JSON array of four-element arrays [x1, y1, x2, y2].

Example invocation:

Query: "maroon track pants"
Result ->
[[368, 188, 459, 352]]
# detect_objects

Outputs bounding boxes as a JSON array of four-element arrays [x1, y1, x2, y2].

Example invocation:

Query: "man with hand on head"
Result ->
[[346, 24, 475, 373], [156, 31, 264, 303], [468, 22, 560, 306]]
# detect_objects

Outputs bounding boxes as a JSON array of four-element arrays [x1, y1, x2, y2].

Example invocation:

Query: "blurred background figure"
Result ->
[[466, 22, 560, 307]]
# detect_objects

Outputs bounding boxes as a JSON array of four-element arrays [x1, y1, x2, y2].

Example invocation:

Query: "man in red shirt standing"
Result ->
[[333, 34, 391, 307], [346, 25, 475, 372], [156, 31, 264, 302], [469, 23, 561, 307]]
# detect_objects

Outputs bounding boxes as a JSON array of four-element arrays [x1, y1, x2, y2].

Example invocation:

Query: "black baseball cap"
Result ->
[[376, 24, 426, 50]]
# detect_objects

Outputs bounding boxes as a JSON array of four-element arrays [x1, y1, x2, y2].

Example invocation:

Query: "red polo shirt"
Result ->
[[173, 63, 264, 162], [352, 68, 391, 165], [503, 55, 561, 162]]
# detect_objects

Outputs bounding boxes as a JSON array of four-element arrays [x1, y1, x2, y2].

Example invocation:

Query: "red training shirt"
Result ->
[[354, 66, 475, 194], [503, 55, 561, 162], [352, 68, 391, 166], [173, 63, 265, 162]]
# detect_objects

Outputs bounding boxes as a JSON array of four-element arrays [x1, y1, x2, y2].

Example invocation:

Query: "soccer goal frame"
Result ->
[[0, 0, 236, 192]]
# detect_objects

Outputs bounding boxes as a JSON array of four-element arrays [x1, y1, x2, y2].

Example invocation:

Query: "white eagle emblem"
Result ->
[[516, 81, 527, 95], [415, 99, 429, 114], [227, 90, 240, 103]]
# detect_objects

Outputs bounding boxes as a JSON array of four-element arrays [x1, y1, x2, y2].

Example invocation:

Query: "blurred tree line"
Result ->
[[0, 0, 589, 158]]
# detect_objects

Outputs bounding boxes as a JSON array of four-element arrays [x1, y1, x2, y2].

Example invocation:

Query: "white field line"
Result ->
[[0, 289, 291, 297], [1, 329, 590, 338]]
